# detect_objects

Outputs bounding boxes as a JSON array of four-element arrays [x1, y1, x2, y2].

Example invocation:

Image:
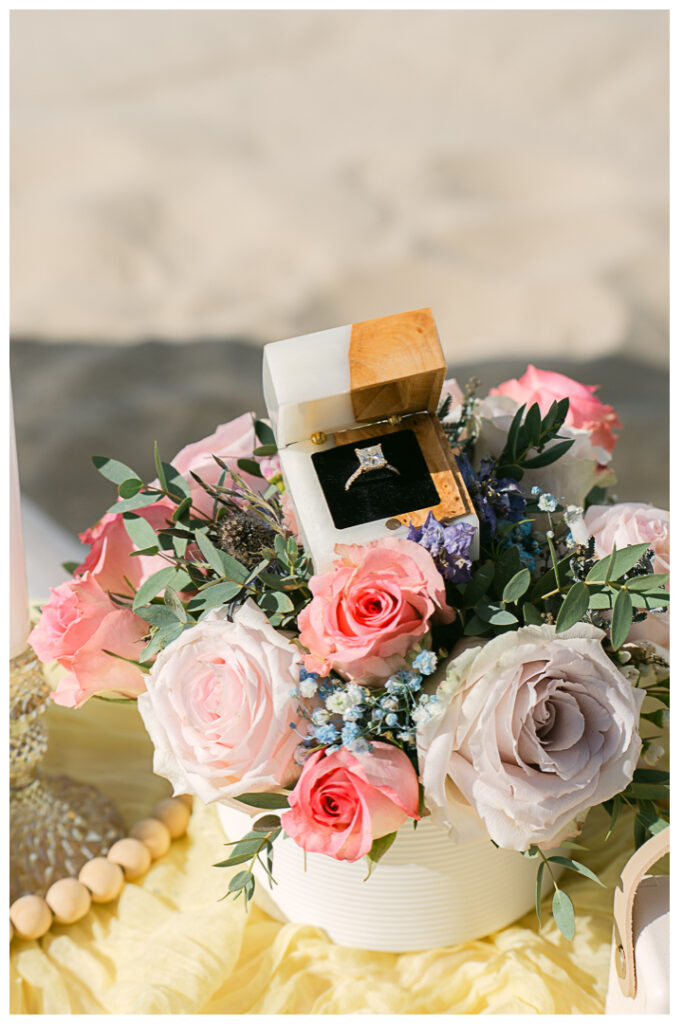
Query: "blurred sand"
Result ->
[[10, 10, 668, 365]]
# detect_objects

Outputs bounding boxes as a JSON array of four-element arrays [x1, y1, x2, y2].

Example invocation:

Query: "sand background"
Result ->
[[9, 9, 669, 544]]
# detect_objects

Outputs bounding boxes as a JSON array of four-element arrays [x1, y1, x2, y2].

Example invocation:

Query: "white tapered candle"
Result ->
[[10, 394, 31, 658]]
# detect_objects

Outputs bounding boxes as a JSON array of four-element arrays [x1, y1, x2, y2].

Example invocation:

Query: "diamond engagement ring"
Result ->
[[344, 444, 400, 491]]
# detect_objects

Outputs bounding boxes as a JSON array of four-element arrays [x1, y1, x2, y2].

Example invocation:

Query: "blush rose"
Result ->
[[298, 538, 454, 684], [417, 624, 645, 851], [281, 742, 419, 861], [583, 502, 670, 650], [170, 413, 264, 517], [137, 601, 306, 802], [28, 574, 148, 707]]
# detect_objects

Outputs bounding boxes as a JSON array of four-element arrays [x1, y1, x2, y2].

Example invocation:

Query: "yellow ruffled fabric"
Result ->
[[11, 697, 635, 1014]]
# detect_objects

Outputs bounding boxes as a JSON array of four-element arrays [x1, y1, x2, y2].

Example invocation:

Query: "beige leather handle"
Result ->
[[612, 826, 669, 997]]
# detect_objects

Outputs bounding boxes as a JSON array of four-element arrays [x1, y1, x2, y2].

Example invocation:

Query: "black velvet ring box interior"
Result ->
[[311, 429, 439, 530]]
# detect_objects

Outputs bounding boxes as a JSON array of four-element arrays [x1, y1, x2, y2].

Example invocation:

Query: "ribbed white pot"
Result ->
[[217, 800, 556, 952]]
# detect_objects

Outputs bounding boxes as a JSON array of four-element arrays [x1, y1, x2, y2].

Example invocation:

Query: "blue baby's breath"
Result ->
[[412, 650, 438, 676]]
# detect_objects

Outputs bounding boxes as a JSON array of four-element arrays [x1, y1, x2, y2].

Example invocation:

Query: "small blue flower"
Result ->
[[531, 485, 542, 496], [311, 708, 329, 726], [300, 667, 318, 682], [380, 695, 399, 711], [347, 736, 371, 755], [341, 722, 362, 746], [385, 675, 403, 693], [314, 723, 340, 745], [385, 713, 399, 728], [538, 492, 558, 513], [371, 707, 384, 721], [412, 650, 438, 676], [407, 510, 476, 583], [342, 705, 364, 722]]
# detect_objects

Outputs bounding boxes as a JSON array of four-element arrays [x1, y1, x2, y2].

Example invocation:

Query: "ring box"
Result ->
[[263, 308, 479, 571]]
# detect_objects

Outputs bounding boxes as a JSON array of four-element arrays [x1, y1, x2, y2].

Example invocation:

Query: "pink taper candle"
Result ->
[[10, 394, 31, 658]]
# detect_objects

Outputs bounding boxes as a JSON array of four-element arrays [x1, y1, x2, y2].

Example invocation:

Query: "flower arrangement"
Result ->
[[29, 366, 670, 941]]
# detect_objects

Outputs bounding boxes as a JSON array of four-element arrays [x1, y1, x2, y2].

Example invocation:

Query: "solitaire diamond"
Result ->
[[356, 445, 387, 470]]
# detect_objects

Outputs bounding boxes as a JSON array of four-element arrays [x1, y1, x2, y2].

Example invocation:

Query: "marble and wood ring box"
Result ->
[[263, 308, 479, 572]]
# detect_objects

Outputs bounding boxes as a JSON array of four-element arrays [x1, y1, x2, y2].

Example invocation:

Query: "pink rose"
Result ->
[[281, 742, 419, 861], [490, 365, 621, 454], [298, 538, 454, 684], [171, 413, 263, 517], [76, 501, 173, 595], [583, 502, 670, 650], [28, 574, 148, 708], [137, 601, 306, 802]]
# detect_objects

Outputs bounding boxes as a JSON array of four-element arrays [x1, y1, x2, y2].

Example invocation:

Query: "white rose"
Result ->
[[138, 600, 306, 803], [417, 624, 645, 851], [474, 393, 616, 505]]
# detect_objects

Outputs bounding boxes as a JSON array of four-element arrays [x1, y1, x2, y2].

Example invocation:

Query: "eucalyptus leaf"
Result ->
[[159, 460, 191, 501], [122, 511, 161, 552], [153, 441, 168, 491], [164, 587, 187, 621], [624, 573, 669, 591], [237, 458, 263, 478], [585, 542, 651, 583], [555, 582, 590, 633], [187, 580, 244, 611], [132, 567, 192, 610], [611, 588, 633, 649], [255, 419, 276, 447], [92, 455, 140, 485], [552, 889, 575, 940], [236, 793, 290, 810], [106, 491, 162, 515], [171, 496, 193, 522], [524, 402, 542, 448], [535, 861, 545, 924], [545, 856, 605, 887], [475, 601, 519, 626], [463, 613, 489, 636], [502, 568, 531, 604], [364, 831, 397, 878], [523, 602, 544, 625], [118, 477, 143, 499]]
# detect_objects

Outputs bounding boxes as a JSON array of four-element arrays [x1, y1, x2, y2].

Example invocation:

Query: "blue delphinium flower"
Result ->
[[412, 650, 438, 676], [500, 519, 541, 572], [407, 510, 476, 583], [341, 722, 362, 747], [457, 454, 526, 538]]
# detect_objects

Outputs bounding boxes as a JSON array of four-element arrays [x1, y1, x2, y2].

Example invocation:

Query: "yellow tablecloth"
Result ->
[[11, 696, 639, 1014]]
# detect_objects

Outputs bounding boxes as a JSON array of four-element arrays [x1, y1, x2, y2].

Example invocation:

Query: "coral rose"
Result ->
[[583, 502, 670, 651], [298, 538, 454, 684], [76, 501, 173, 595], [281, 742, 419, 861], [29, 574, 148, 707], [417, 624, 644, 851], [137, 601, 306, 802]]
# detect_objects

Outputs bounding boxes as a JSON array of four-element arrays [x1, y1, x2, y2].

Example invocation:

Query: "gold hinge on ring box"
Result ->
[[310, 413, 403, 446]]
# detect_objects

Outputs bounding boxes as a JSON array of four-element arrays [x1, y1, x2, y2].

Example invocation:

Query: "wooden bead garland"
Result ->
[[10, 794, 193, 943]]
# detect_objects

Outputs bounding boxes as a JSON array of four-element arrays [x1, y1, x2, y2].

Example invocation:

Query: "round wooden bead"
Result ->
[[176, 793, 194, 811], [45, 878, 92, 924], [79, 857, 125, 902], [152, 797, 191, 839], [130, 818, 172, 860], [10, 894, 53, 940], [107, 837, 152, 880]]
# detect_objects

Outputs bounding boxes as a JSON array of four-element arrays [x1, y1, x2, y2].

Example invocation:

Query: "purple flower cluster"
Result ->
[[407, 511, 476, 583], [457, 455, 526, 537]]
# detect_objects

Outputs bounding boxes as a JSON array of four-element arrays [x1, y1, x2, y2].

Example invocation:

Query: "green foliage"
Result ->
[[364, 832, 397, 879], [215, 823, 282, 908]]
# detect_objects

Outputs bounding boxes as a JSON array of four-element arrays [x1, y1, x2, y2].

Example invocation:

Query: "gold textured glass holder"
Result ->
[[10, 648, 126, 904]]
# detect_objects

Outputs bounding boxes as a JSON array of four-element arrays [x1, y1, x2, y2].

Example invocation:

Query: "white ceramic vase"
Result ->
[[217, 799, 556, 952]]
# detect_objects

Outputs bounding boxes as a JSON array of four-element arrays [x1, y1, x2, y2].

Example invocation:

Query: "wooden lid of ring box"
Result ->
[[262, 309, 478, 571], [263, 309, 446, 448]]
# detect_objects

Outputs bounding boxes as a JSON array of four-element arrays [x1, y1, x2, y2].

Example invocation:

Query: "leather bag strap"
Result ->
[[612, 826, 670, 997]]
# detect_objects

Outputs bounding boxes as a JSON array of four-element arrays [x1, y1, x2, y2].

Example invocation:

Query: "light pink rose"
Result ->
[[298, 538, 454, 684], [76, 501, 173, 595], [475, 392, 616, 506], [417, 624, 645, 851], [281, 742, 419, 861], [490, 365, 621, 454], [583, 502, 670, 650], [29, 574, 148, 708], [137, 601, 306, 802], [171, 413, 263, 516]]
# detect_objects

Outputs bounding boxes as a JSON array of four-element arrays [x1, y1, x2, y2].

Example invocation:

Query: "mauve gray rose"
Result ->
[[417, 624, 645, 851]]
